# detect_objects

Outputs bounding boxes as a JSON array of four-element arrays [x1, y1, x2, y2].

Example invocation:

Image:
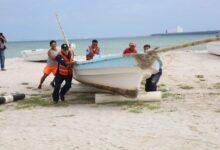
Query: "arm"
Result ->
[[0, 36, 7, 43], [123, 49, 127, 55], [96, 47, 100, 55], [55, 55, 68, 66], [156, 57, 163, 69], [86, 49, 93, 60], [48, 50, 57, 60]]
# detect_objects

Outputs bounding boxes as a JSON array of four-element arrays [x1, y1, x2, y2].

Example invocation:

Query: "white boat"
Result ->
[[73, 54, 159, 98], [21, 44, 78, 62], [21, 48, 86, 62], [207, 42, 220, 56], [21, 49, 48, 62]]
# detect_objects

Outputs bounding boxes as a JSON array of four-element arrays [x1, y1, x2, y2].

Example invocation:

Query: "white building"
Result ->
[[166, 26, 184, 34]]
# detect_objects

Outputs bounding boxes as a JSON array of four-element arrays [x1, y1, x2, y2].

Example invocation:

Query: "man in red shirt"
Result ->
[[123, 42, 138, 55]]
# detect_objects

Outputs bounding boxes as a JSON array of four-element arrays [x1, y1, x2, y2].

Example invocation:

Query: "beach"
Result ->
[[0, 50, 220, 150]]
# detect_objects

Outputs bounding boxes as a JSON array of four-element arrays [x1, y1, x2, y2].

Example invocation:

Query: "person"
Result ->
[[123, 42, 138, 55], [143, 44, 163, 92], [38, 40, 58, 89], [52, 43, 74, 103], [0, 33, 7, 71], [86, 39, 101, 60]]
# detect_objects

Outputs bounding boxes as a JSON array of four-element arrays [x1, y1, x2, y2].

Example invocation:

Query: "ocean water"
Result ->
[[5, 34, 216, 58]]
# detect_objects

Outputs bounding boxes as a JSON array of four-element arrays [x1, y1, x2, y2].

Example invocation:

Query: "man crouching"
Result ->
[[52, 44, 74, 103]]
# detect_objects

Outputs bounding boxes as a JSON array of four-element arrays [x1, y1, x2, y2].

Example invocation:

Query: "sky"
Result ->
[[0, 0, 220, 41]]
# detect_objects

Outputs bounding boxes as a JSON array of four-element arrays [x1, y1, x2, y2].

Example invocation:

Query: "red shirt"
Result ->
[[123, 48, 138, 55]]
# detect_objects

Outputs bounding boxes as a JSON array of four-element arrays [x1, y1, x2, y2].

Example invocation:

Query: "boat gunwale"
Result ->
[[74, 54, 139, 65]]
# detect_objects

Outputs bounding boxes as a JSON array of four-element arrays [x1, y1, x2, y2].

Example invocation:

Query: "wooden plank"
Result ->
[[95, 92, 162, 104]]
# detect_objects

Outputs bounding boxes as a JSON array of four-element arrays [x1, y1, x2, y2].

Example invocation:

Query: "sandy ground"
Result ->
[[0, 51, 220, 150]]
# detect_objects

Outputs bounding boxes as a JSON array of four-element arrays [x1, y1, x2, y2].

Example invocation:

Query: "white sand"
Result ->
[[0, 51, 220, 150]]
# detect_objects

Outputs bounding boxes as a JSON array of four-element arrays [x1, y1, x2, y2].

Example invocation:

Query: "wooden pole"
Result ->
[[155, 37, 220, 54], [55, 13, 69, 45]]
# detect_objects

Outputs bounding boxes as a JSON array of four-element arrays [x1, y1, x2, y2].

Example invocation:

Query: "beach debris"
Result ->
[[195, 75, 204, 79], [0, 93, 25, 105]]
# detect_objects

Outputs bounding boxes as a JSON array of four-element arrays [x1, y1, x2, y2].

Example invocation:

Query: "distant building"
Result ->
[[166, 26, 184, 34]]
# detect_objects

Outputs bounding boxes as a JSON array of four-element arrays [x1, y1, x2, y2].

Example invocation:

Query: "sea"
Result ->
[[5, 33, 217, 58]]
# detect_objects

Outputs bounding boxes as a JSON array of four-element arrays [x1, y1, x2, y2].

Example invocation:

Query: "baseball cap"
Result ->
[[61, 43, 69, 51], [129, 42, 137, 47]]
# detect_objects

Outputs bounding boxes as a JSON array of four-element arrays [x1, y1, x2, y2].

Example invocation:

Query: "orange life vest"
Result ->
[[58, 51, 74, 76], [86, 46, 100, 60]]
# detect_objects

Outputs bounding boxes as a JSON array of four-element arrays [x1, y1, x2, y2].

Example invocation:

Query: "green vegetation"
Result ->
[[178, 84, 194, 90], [195, 75, 204, 79], [146, 103, 161, 110], [213, 83, 220, 89], [26, 87, 34, 90], [215, 109, 220, 113], [162, 92, 184, 100], [0, 109, 3, 112], [141, 80, 146, 86], [200, 79, 206, 82], [129, 108, 143, 113], [55, 114, 75, 118], [40, 93, 51, 98], [16, 105, 33, 110], [162, 92, 174, 99], [67, 93, 94, 104], [0, 92, 7, 96], [16, 97, 69, 110], [105, 101, 161, 113], [169, 108, 178, 112], [208, 92, 220, 96], [158, 84, 168, 92], [21, 82, 29, 85]]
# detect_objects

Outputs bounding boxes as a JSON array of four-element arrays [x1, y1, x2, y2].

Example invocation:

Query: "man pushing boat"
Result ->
[[52, 44, 74, 103], [38, 40, 58, 89], [143, 44, 163, 92], [122, 42, 163, 92]]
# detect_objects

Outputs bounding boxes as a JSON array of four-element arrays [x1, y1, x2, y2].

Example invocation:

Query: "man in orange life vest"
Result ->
[[86, 39, 100, 60], [123, 42, 138, 55], [52, 44, 74, 103]]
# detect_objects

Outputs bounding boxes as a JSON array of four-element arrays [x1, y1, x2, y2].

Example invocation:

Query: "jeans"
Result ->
[[145, 69, 162, 92], [52, 74, 73, 102], [0, 50, 5, 69]]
